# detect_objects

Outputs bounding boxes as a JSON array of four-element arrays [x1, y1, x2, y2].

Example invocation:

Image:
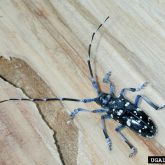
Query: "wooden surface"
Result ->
[[0, 1, 165, 165]]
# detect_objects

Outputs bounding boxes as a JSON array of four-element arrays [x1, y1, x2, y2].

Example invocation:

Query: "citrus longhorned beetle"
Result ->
[[0, 16, 165, 157]]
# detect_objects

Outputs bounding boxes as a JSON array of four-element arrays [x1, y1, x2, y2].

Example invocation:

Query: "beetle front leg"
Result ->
[[92, 78, 100, 95], [101, 114, 112, 150], [120, 82, 148, 97], [103, 71, 115, 95], [67, 108, 108, 124], [115, 124, 137, 158], [134, 95, 165, 110]]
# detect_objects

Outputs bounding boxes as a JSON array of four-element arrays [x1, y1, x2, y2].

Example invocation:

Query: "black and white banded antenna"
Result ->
[[0, 97, 81, 103], [0, 17, 110, 104], [0, 96, 98, 104], [87, 16, 110, 94]]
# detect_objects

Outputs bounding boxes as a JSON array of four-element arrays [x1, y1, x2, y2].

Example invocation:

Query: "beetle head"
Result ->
[[95, 92, 112, 107]]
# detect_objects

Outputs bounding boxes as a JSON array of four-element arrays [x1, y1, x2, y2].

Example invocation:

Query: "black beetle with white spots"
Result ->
[[1, 16, 165, 157]]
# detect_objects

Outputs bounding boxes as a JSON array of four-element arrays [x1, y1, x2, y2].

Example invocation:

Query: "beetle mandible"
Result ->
[[0, 16, 165, 157]]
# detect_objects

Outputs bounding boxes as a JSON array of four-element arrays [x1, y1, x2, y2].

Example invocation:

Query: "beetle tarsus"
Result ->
[[67, 110, 79, 124], [129, 147, 137, 158], [70, 110, 78, 120], [103, 71, 112, 84], [158, 104, 165, 110], [136, 82, 148, 91], [106, 138, 112, 150]]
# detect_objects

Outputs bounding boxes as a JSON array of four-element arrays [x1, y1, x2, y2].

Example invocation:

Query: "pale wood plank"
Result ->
[[0, 1, 165, 165]]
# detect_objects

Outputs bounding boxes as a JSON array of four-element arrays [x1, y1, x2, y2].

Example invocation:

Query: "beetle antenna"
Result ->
[[0, 97, 97, 104], [88, 16, 110, 93], [88, 16, 110, 79]]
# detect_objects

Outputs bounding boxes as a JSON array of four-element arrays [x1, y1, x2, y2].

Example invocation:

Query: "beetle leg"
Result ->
[[135, 95, 165, 110], [115, 124, 137, 158], [120, 82, 148, 97], [103, 71, 115, 95], [103, 71, 112, 84], [67, 108, 108, 124], [92, 78, 100, 94], [101, 114, 112, 150]]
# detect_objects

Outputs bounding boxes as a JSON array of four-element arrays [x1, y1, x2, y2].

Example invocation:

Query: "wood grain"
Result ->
[[0, 1, 165, 165]]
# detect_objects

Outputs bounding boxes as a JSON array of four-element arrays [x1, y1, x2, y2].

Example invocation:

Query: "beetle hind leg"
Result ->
[[129, 147, 138, 158], [101, 114, 112, 150], [115, 124, 137, 158]]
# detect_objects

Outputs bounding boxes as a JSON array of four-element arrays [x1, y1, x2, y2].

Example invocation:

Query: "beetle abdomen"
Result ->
[[107, 97, 157, 138], [122, 109, 157, 138]]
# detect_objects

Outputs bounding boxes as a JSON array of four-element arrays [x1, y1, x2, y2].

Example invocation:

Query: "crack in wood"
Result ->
[[0, 57, 78, 165]]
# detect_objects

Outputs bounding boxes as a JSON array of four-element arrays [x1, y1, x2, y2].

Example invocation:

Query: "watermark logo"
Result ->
[[148, 156, 165, 164]]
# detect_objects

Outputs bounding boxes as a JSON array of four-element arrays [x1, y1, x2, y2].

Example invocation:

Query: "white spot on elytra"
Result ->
[[126, 119, 131, 127], [125, 102, 130, 107], [113, 109, 115, 112], [117, 110, 123, 116], [144, 126, 147, 129], [137, 108, 141, 111], [111, 114, 113, 118], [140, 116, 142, 119], [138, 129, 141, 133], [137, 120, 141, 124]]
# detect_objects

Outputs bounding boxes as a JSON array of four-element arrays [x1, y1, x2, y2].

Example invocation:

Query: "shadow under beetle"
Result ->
[[1, 16, 165, 157]]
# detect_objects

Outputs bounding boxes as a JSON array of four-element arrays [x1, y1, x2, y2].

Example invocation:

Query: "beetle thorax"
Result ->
[[95, 92, 113, 107]]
